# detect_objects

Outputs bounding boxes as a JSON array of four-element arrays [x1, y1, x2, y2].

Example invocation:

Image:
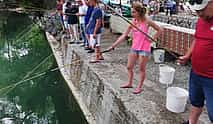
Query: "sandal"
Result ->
[[133, 88, 142, 94], [89, 60, 100, 63], [120, 83, 133, 88], [99, 57, 104, 60]]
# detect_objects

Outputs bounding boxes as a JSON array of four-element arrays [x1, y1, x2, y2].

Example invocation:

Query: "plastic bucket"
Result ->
[[159, 64, 175, 85], [166, 87, 189, 113], [153, 49, 165, 63]]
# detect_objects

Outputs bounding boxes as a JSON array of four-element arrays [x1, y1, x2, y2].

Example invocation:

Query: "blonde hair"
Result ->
[[132, 2, 146, 19]]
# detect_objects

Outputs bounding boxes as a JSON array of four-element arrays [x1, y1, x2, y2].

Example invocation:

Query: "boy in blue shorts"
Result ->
[[86, 0, 104, 62]]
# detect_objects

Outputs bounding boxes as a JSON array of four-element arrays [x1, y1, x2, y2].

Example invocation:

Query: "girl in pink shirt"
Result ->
[[108, 2, 162, 94]]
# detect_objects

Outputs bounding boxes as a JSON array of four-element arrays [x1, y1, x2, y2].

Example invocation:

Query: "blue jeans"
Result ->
[[80, 24, 88, 46], [189, 70, 213, 122]]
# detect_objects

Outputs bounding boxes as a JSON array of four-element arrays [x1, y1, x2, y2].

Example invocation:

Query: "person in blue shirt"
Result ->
[[84, 1, 95, 52], [86, 0, 104, 62], [165, 0, 173, 16]]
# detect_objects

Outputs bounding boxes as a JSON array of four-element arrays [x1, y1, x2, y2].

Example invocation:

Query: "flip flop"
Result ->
[[133, 88, 142, 94], [89, 60, 100, 63], [120, 84, 133, 88], [99, 57, 104, 60]]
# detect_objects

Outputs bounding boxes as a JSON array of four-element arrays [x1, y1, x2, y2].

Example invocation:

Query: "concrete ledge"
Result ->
[[46, 31, 209, 124]]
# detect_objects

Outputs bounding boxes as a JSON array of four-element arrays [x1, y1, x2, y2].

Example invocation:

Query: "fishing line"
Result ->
[[13, 21, 42, 44], [0, 54, 53, 95], [14, 24, 35, 41], [0, 59, 82, 95]]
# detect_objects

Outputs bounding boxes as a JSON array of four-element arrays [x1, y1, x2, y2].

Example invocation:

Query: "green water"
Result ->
[[0, 12, 88, 124]]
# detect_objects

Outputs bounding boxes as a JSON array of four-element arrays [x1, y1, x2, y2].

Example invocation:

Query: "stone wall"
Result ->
[[68, 50, 141, 124]]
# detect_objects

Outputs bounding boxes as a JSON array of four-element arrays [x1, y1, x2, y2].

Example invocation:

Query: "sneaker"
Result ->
[[182, 120, 189, 124], [69, 42, 75, 44], [80, 44, 85, 47], [85, 47, 92, 50], [69, 39, 75, 44], [87, 49, 95, 53]]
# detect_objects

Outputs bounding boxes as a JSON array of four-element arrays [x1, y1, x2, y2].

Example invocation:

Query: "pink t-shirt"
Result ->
[[131, 19, 151, 52]]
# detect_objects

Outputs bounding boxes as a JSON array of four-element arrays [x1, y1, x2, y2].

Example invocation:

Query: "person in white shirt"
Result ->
[[62, 0, 68, 33], [143, 0, 150, 6], [76, 0, 88, 47]]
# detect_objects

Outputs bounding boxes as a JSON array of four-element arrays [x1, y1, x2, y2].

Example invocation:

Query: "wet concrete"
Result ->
[[46, 29, 210, 124]]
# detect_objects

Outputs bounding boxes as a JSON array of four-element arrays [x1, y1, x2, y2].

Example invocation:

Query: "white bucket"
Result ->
[[153, 49, 165, 63], [166, 87, 189, 113], [159, 64, 175, 85]]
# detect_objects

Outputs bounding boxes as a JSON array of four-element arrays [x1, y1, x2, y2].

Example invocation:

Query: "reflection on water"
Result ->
[[0, 11, 88, 124]]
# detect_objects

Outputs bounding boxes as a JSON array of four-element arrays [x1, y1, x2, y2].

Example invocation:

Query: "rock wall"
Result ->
[[68, 50, 141, 124]]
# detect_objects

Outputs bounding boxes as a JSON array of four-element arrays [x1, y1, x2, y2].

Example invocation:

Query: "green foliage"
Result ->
[[127, 37, 132, 46]]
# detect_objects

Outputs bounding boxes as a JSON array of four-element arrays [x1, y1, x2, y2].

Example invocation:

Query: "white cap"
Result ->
[[190, 0, 210, 11]]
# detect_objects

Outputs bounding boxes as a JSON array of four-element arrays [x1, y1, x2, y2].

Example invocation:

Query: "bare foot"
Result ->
[[133, 88, 142, 94], [120, 83, 133, 88]]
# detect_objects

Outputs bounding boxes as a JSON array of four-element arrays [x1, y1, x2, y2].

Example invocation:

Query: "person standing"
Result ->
[[178, 0, 213, 123], [56, 0, 65, 31], [76, 0, 88, 47], [165, 0, 173, 16], [84, 1, 95, 52], [107, 2, 162, 94], [87, 0, 104, 62], [143, 0, 150, 6], [65, 1, 79, 43], [63, 0, 69, 36], [148, 0, 160, 19]]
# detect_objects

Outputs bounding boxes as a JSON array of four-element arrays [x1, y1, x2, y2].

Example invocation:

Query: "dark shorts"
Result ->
[[189, 70, 213, 122]]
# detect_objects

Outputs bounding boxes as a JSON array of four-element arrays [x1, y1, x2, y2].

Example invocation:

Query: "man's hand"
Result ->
[[93, 33, 96, 39], [177, 55, 190, 65]]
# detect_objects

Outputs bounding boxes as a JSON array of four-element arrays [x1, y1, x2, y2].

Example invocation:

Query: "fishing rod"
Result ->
[[99, 1, 179, 58]]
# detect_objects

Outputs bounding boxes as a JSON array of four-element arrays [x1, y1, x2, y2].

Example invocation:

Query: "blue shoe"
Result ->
[[182, 120, 189, 124]]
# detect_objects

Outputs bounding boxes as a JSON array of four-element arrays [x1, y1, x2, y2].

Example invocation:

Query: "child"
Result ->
[[108, 2, 162, 94], [86, 0, 104, 62]]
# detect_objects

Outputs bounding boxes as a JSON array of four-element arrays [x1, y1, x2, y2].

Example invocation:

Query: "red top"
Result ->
[[191, 18, 213, 78], [56, 3, 62, 11]]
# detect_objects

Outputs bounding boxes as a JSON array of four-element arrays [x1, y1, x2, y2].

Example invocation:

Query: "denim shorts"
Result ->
[[130, 49, 151, 56], [189, 70, 213, 122]]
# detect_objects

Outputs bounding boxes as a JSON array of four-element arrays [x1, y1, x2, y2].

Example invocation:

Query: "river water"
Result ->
[[0, 11, 88, 124]]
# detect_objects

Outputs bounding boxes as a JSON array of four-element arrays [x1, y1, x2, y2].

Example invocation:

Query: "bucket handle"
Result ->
[[159, 64, 166, 68]]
